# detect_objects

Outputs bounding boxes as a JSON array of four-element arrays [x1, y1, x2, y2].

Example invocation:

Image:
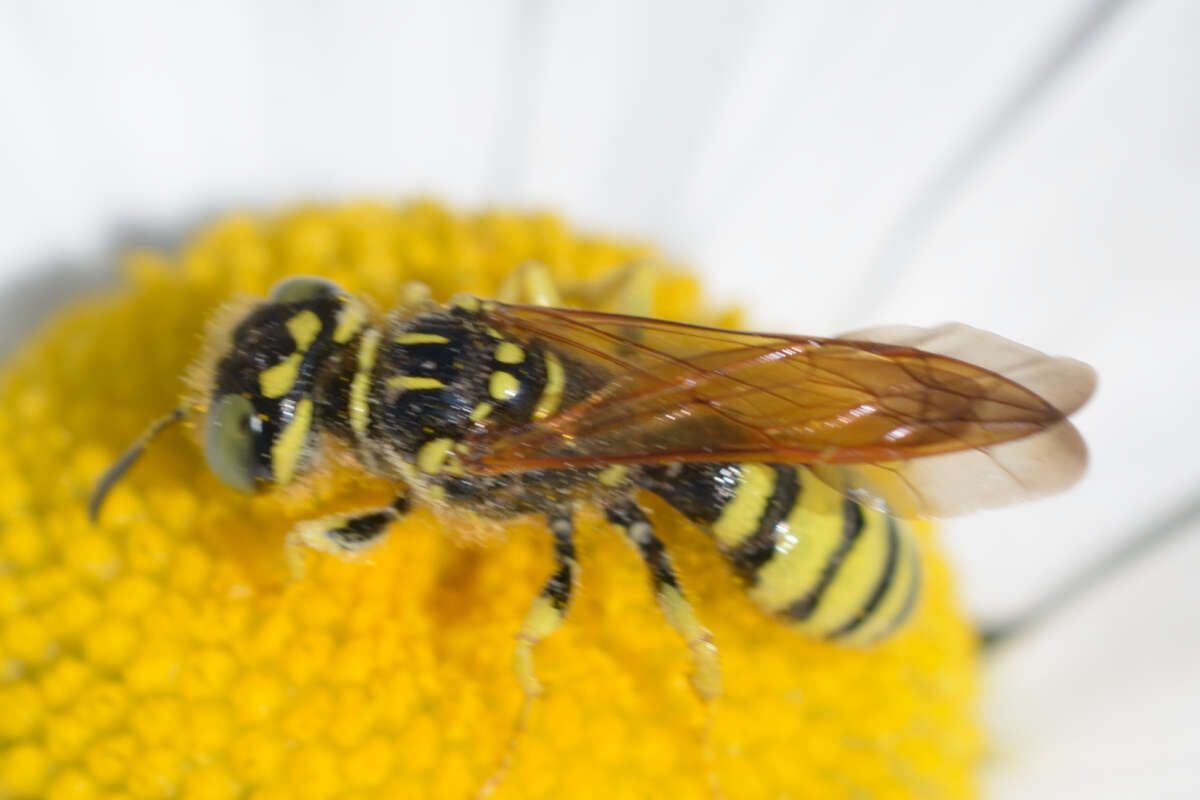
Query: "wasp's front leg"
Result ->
[[284, 493, 411, 580]]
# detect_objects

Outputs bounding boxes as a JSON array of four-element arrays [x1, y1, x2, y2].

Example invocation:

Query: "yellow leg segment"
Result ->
[[512, 513, 577, 697], [495, 259, 657, 318], [606, 499, 721, 700], [562, 260, 657, 318], [496, 261, 564, 307], [514, 596, 567, 697], [283, 495, 409, 580]]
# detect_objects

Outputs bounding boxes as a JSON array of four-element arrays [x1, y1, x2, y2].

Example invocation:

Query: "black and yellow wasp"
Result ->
[[90, 265, 1094, 700]]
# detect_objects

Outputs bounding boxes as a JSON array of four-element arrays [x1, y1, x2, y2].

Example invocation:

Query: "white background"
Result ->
[[1, 2, 1198, 796]]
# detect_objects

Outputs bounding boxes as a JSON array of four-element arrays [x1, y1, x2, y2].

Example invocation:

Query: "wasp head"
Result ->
[[204, 276, 367, 492]]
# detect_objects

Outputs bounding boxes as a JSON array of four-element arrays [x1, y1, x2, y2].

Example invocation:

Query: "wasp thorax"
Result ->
[[203, 277, 368, 491]]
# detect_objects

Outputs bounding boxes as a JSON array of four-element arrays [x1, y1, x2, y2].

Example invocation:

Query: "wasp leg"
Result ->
[[562, 260, 656, 318], [496, 261, 564, 307], [394, 280, 437, 314], [496, 259, 655, 318], [283, 493, 411, 580], [606, 498, 721, 700], [513, 509, 578, 697]]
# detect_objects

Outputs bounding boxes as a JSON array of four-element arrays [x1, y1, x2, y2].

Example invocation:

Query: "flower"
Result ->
[[0, 200, 979, 799]]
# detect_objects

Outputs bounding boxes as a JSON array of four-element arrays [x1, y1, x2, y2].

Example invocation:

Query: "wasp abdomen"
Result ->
[[640, 463, 920, 645]]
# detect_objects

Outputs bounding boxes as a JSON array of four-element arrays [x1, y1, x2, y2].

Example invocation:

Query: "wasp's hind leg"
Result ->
[[496, 259, 656, 318], [513, 509, 578, 697], [606, 498, 721, 700], [496, 261, 564, 307], [562, 260, 657, 318], [284, 493, 411, 580]]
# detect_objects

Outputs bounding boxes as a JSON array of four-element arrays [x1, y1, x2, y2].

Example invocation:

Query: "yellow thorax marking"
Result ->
[[416, 438, 456, 474], [495, 341, 525, 364], [286, 310, 322, 351], [598, 465, 628, 487], [259, 353, 302, 399], [349, 328, 381, 437], [450, 294, 480, 312], [532, 351, 565, 421], [469, 402, 494, 422], [489, 371, 520, 402], [712, 464, 776, 549], [395, 332, 450, 345], [387, 376, 446, 391], [271, 397, 314, 484], [333, 298, 367, 343]]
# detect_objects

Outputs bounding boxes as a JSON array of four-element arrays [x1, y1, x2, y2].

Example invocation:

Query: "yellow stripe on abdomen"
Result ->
[[843, 529, 920, 645], [747, 469, 845, 614], [795, 506, 893, 639], [711, 464, 776, 550]]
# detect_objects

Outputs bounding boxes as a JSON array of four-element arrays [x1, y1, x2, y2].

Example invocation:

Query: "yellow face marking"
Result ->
[[532, 351, 564, 420], [395, 332, 450, 345], [749, 471, 847, 614], [712, 464, 776, 549], [799, 507, 892, 638], [387, 376, 446, 391], [259, 353, 303, 399], [485, 327, 503, 339], [449, 294, 480, 312], [597, 465, 629, 487], [489, 371, 520, 402], [469, 402, 494, 423], [286, 310, 322, 351], [332, 298, 367, 344], [495, 341, 525, 364], [416, 437, 455, 474], [271, 397, 313, 485], [349, 328, 381, 437]]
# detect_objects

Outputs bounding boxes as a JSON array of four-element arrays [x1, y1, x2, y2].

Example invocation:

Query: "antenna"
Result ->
[[88, 408, 185, 523]]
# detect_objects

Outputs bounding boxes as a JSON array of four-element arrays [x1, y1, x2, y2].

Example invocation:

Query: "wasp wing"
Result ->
[[815, 323, 1094, 516], [468, 304, 1091, 517]]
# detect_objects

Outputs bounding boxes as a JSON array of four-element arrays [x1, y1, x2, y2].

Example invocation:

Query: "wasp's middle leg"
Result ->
[[513, 508, 579, 697], [606, 497, 721, 700]]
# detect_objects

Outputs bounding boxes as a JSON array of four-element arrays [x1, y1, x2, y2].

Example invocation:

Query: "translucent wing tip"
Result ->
[[829, 323, 1095, 518], [843, 322, 1097, 415]]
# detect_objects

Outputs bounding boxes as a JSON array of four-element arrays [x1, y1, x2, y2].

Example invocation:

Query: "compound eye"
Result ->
[[204, 394, 259, 492], [269, 276, 344, 304]]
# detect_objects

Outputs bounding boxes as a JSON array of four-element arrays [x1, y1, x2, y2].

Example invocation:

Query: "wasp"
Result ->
[[89, 263, 1094, 701]]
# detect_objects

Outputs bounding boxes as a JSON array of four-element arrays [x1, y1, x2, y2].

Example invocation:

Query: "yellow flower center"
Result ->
[[0, 201, 979, 799]]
